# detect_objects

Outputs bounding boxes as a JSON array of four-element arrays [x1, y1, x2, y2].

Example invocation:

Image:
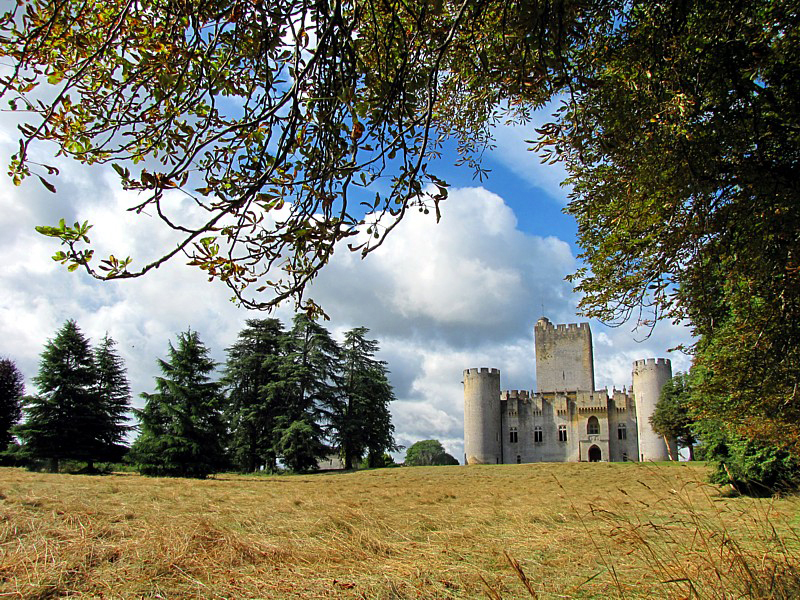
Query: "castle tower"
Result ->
[[534, 317, 595, 392], [463, 368, 502, 465], [632, 358, 677, 461]]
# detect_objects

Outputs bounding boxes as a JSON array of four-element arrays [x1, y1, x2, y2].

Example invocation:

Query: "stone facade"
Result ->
[[463, 316, 675, 464]]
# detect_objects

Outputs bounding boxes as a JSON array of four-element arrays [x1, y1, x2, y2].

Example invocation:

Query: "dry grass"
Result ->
[[0, 462, 798, 598]]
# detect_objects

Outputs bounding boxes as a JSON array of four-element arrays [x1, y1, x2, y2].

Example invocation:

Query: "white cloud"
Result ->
[[0, 116, 693, 465], [489, 99, 572, 204]]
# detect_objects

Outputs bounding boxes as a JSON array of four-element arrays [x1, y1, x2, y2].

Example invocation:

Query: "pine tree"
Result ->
[[93, 334, 132, 462], [333, 327, 398, 470], [274, 314, 341, 472], [0, 358, 24, 449], [223, 319, 287, 472], [131, 330, 226, 478], [16, 320, 105, 472]]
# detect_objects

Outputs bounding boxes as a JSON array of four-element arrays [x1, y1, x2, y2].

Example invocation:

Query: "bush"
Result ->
[[698, 420, 800, 495]]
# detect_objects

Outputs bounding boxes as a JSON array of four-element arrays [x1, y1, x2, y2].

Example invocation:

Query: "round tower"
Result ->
[[463, 368, 502, 465], [632, 358, 678, 461]]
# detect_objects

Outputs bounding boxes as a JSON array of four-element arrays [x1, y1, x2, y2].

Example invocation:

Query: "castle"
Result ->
[[463, 316, 677, 464]]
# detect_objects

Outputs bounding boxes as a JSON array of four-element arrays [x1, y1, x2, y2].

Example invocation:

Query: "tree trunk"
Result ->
[[48, 457, 59, 473], [663, 435, 674, 461]]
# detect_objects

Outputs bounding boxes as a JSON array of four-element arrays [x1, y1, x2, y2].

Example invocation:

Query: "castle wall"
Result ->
[[463, 368, 502, 464], [534, 317, 595, 392], [632, 358, 677, 461]]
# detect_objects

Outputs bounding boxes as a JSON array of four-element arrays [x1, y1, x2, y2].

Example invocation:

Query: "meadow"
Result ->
[[1, 462, 798, 598]]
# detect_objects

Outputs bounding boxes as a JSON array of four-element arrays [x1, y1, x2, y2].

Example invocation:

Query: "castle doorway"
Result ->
[[588, 445, 602, 462]]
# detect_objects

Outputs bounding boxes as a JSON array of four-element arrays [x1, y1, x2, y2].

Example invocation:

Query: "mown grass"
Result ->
[[1, 462, 798, 598]]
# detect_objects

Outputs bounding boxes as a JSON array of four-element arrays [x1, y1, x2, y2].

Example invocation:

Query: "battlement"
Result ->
[[464, 367, 500, 376], [536, 318, 591, 335], [632, 358, 671, 369], [501, 390, 530, 400]]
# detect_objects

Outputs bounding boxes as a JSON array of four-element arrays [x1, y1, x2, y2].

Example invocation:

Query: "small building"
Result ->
[[463, 316, 676, 464]]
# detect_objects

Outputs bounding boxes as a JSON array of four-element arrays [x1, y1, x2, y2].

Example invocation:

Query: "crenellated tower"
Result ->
[[534, 317, 594, 392], [632, 358, 677, 461], [463, 368, 502, 464]]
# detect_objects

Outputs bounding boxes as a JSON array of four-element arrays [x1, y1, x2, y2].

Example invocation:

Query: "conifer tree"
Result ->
[[16, 320, 105, 472], [0, 358, 24, 449], [223, 319, 287, 472], [93, 334, 132, 461], [333, 327, 398, 470], [131, 330, 226, 478], [275, 314, 341, 472]]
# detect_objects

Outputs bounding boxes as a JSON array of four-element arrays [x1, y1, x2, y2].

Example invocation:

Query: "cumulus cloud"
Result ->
[[0, 118, 693, 465]]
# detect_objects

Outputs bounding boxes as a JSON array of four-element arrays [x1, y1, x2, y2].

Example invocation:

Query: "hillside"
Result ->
[[1, 463, 797, 598]]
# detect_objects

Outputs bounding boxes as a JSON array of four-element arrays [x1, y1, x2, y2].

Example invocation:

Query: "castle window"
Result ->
[[534, 426, 543, 443], [587, 416, 600, 435], [558, 424, 567, 442], [618, 423, 627, 440], [516, 455, 521, 464], [509, 427, 518, 443], [622, 452, 628, 462]]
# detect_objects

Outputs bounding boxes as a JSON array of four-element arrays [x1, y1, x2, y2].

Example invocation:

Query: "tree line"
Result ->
[[1, 316, 398, 477]]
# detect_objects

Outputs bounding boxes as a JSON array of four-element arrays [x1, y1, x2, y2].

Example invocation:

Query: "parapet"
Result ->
[[501, 390, 531, 400], [464, 367, 501, 376], [632, 358, 671, 370]]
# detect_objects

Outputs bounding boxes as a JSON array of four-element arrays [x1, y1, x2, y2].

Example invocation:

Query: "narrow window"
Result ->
[[516, 455, 521, 464], [618, 423, 627, 440], [587, 416, 600, 435], [534, 426, 543, 443], [509, 427, 518, 443], [558, 424, 567, 442]]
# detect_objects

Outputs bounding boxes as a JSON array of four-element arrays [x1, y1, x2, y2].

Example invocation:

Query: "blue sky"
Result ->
[[0, 108, 693, 463]]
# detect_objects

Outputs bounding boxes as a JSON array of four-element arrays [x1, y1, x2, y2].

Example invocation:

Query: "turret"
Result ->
[[463, 368, 502, 464], [632, 358, 677, 461]]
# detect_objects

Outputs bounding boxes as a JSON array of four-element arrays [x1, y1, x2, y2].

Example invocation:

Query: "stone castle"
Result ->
[[463, 316, 677, 464]]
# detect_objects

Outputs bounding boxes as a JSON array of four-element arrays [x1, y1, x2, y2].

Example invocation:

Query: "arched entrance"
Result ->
[[588, 445, 602, 462]]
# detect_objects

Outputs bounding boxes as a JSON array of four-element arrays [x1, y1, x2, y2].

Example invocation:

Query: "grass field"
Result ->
[[1, 462, 798, 598]]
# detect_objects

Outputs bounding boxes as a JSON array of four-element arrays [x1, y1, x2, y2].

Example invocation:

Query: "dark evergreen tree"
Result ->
[[0, 358, 24, 450], [16, 320, 106, 472], [275, 314, 341, 471], [276, 418, 326, 473], [131, 330, 226, 478], [332, 327, 398, 470], [223, 319, 287, 472], [93, 334, 132, 462]]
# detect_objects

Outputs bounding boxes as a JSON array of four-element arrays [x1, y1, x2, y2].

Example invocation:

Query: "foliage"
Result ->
[[276, 419, 326, 473], [649, 373, 696, 460], [93, 334, 132, 461], [131, 330, 227, 478], [223, 319, 288, 473], [404, 439, 458, 466], [360, 452, 399, 469], [696, 419, 800, 496], [0, 357, 24, 449], [332, 327, 398, 469], [15, 320, 122, 472]]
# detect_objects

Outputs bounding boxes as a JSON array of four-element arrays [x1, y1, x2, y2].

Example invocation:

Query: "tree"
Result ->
[[0, 358, 24, 450], [93, 334, 132, 462], [274, 314, 342, 472], [0, 0, 582, 314], [15, 320, 109, 472], [332, 327, 398, 469], [131, 331, 227, 478], [4, 0, 797, 449], [223, 319, 288, 472], [405, 439, 459, 466], [650, 373, 696, 461]]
